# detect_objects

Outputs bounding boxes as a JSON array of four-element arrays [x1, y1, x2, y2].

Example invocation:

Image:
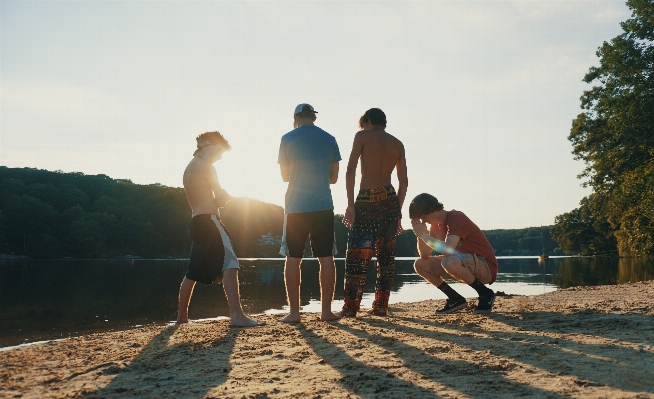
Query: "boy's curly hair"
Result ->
[[194, 131, 231, 156]]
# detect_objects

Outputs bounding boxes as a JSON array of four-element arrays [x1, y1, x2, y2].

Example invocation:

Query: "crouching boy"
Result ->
[[409, 193, 498, 314]]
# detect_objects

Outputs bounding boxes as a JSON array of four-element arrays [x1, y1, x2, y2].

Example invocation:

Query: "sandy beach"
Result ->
[[1, 281, 653, 398]]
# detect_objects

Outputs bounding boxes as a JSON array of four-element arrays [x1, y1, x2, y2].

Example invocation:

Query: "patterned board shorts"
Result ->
[[352, 185, 402, 236]]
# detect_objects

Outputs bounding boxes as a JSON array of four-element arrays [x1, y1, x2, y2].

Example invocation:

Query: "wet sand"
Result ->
[[1, 281, 653, 398]]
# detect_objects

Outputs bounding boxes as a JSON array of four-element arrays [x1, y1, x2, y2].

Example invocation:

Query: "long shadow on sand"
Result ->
[[298, 322, 566, 398], [82, 324, 238, 398], [295, 323, 442, 398], [379, 313, 654, 395], [334, 321, 569, 398], [492, 310, 654, 347]]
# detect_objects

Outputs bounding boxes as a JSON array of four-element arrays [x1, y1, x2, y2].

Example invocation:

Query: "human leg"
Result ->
[[305, 210, 341, 321], [341, 231, 375, 316], [280, 212, 311, 323], [452, 253, 495, 313], [441, 255, 476, 284], [443, 253, 495, 313], [282, 256, 302, 323], [177, 277, 196, 323], [317, 256, 341, 321], [414, 256, 467, 314], [221, 268, 265, 327], [413, 256, 447, 286], [370, 235, 396, 315]]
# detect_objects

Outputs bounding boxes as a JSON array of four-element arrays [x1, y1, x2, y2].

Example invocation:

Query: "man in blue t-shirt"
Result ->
[[278, 103, 342, 322]]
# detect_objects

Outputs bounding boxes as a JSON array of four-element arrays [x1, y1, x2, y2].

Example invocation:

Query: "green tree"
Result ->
[[551, 197, 616, 255], [3, 195, 59, 256], [113, 209, 161, 257], [556, 0, 654, 255], [65, 212, 116, 258], [395, 230, 418, 257]]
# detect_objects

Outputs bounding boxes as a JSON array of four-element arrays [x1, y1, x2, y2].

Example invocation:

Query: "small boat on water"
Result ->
[[538, 226, 549, 262]]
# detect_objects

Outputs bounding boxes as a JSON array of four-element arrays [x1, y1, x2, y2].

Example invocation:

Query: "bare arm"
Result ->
[[417, 233, 434, 259], [208, 166, 230, 207], [343, 132, 364, 228], [330, 162, 339, 184], [280, 164, 290, 183], [411, 220, 456, 256], [444, 234, 460, 250], [416, 223, 437, 259], [395, 143, 408, 208], [346, 132, 363, 207]]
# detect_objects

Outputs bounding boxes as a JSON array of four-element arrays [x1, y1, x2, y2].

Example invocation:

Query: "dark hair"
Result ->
[[193, 131, 231, 156], [359, 108, 387, 129], [409, 193, 444, 219]]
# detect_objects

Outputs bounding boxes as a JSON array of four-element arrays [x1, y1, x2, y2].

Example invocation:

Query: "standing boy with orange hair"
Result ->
[[177, 131, 264, 327]]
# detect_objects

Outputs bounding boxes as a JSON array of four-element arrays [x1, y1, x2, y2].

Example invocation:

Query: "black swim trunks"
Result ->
[[280, 210, 336, 258], [186, 214, 239, 284]]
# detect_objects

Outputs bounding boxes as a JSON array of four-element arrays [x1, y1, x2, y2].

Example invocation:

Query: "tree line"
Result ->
[[551, 0, 653, 256], [0, 167, 560, 259], [0, 167, 283, 259]]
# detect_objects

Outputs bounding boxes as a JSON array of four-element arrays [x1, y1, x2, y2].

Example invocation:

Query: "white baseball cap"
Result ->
[[294, 103, 318, 115]]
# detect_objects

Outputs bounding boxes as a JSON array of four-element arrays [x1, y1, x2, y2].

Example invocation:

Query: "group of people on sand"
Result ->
[[176, 104, 498, 327]]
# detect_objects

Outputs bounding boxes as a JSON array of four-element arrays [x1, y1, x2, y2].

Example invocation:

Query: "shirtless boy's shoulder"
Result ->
[[356, 130, 404, 156], [184, 158, 212, 176], [357, 129, 402, 144]]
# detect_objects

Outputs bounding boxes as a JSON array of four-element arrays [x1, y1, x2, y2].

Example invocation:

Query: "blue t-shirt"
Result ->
[[278, 124, 341, 214]]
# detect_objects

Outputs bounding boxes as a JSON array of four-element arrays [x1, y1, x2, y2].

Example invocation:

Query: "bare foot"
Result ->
[[321, 311, 342, 322], [281, 313, 301, 323], [230, 314, 265, 328], [335, 310, 356, 318]]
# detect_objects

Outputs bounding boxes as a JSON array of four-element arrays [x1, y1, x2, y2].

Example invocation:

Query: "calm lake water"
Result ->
[[1, 256, 653, 348]]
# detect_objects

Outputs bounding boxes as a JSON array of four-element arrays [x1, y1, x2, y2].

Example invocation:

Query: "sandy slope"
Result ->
[[1, 281, 653, 398]]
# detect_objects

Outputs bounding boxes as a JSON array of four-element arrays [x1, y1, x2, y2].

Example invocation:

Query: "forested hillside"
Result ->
[[484, 227, 560, 256], [0, 167, 282, 258], [1, 167, 564, 259]]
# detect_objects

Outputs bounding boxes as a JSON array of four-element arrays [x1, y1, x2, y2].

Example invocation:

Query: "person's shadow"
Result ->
[[296, 321, 567, 398], [82, 323, 238, 398]]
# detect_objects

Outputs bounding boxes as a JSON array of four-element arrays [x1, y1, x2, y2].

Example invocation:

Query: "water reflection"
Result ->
[[0, 256, 652, 347], [552, 256, 654, 288]]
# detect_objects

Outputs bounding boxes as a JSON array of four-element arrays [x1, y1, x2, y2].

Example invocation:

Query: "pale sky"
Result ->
[[0, 1, 630, 229]]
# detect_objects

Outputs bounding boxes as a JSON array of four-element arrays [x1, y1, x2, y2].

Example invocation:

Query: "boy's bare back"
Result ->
[[354, 129, 405, 189]]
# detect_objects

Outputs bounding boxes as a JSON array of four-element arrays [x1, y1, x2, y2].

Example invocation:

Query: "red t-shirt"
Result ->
[[431, 210, 498, 282]]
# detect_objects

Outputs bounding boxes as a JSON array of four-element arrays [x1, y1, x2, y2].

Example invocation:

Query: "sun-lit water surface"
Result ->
[[0, 256, 652, 347]]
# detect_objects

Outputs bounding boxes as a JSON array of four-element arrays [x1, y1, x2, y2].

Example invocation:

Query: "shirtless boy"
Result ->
[[177, 131, 264, 327], [278, 104, 342, 323], [340, 108, 408, 316], [409, 193, 497, 314]]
